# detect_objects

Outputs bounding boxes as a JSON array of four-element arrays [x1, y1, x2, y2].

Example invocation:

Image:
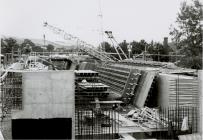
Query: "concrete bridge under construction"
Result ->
[[0, 50, 202, 139]]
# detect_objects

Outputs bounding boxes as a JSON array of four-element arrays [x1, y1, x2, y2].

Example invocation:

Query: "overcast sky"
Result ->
[[0, 0, 192, 46]]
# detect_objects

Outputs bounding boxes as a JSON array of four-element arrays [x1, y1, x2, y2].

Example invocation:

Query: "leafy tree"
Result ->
[[130, 40, 148, 55], [32, 46, 44, 52], [1, 38, 19, 54], [22, 45, 32, 54], [21, 39, 36, 54], [101, 42, 114, 53], [119, 40, 128, 58], [101, 41, 120, 59], [21, 39, 35, 48], [170, 0, 202, 69], [131, 41, 143, 54], [46, 44, 55, 52], [148, 42, 170, 62]]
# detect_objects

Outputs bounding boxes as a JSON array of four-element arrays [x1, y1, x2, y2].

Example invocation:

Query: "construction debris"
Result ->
[[123, 107, 168, 129]]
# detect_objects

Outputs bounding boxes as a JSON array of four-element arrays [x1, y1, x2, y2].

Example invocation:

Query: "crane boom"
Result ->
[[105, 31, 128, 60], [43, 22, 115, 62]]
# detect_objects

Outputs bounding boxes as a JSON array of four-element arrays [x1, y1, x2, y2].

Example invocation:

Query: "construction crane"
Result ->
[[105, 31, 128, 60], [43, 22, 115, 62]]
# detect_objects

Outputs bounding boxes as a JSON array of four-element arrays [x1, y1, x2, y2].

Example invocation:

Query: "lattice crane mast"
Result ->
[[43, 22, 115, 62], [105, 31, 128, 60]]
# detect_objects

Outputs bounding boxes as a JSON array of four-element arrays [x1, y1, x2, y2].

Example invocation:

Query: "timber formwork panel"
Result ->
[[96, 65, 143, 104], [75, 70, 99, 82], [79, 62, 97, 70], [96, 66, 130, 95], [75, 70, 110, 107]]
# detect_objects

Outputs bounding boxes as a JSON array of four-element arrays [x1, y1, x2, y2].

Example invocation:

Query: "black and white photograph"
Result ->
[[0, 0, 202, 139]]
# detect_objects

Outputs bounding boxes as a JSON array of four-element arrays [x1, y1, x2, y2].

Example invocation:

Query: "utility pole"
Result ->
[[158, 45, 160, 62], [144, 45, 147, 61], [43, 34, 46, 55], [76, 39, 79, 55], [11, 44, 14, 63]]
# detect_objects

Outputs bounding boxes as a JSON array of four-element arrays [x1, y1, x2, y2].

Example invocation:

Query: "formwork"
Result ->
[[96, 65, 142, 104], [75, 70, 110, 107]]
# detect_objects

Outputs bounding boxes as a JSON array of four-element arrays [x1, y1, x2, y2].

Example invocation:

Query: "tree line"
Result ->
[[102, 0, 202, 69], [101, 39, 172, 62], [1, 38, 55, 55]]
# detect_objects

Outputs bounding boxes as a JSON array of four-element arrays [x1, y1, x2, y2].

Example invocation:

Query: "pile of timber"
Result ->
[[125, 107, 168, 129]]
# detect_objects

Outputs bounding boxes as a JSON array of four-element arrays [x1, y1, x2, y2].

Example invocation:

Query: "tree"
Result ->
[[101, 42, 114, 53], [170, 0, 202, 69], [101, 41, 121, 59], [119, 40, 128, 57], [148, 42, 170, 62], [32, 46, 44, 52], [46, 44, 55, 52], [131, 41, 142, 54], [130, 40, 148, 55], [1, 38, 19, 54], [21, 39, 36, 54], [21, 39, 35, 48]]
